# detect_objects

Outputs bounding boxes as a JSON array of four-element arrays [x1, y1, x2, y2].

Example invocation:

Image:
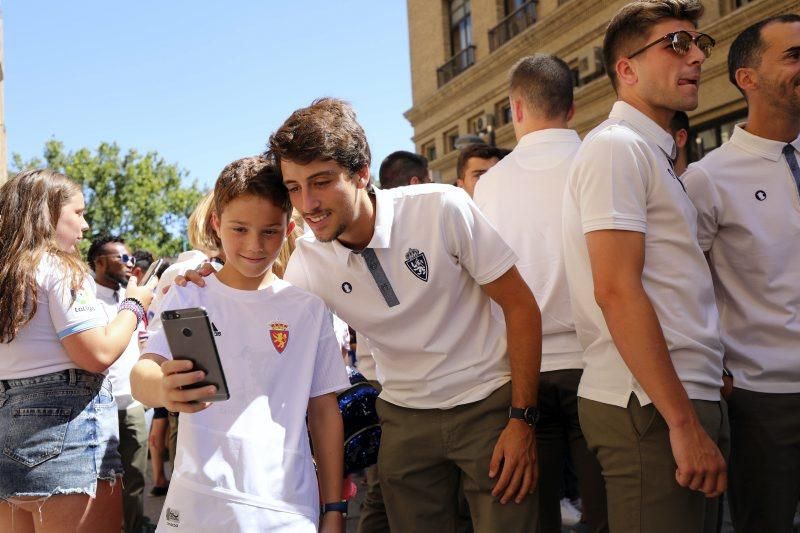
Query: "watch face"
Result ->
[[524, 407, 539, 425]]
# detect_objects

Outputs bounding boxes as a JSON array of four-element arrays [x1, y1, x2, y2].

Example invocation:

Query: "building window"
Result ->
[[422, 140, 438, 162], [572, 46, 606, 87], [450, 0, 472, 57], [688, 112, 746, 162], [495, 100, 512, 126], [444, 128, 460, 154], [489, 0, 537, 52], [437, 0, 476, 87]]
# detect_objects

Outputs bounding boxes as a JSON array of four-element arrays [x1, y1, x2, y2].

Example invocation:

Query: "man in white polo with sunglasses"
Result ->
[[562, 1, 728, 531]]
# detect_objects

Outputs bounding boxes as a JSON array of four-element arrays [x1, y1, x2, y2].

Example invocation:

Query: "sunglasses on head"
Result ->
[[100, 253, 134, 265], [628, 30, 716, 60]]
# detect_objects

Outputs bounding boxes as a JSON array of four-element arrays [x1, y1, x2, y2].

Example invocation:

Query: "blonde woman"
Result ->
[[0, 169, 156, 532]]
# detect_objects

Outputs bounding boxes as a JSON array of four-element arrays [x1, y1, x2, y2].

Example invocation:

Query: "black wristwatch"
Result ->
[[509, 406, 539, 427], [321, 500, 348, 517]]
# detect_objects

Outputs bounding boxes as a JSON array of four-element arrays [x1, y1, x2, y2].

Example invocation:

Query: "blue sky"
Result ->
[[4, 1, 415, 189]]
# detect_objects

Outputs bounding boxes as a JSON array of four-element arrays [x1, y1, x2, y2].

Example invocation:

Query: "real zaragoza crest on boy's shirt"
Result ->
[[404, 248, 428, 282], [269, 322, 289, 353]]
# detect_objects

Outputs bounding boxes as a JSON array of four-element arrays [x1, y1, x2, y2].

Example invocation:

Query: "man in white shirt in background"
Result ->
[[561, 1, 728, 531], [682, 14, 800, 532], [474, 53, 607, 533], [88, 235, 147, 533]]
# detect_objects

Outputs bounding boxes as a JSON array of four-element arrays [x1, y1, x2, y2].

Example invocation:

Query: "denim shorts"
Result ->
[[0, 368, 123, 501]]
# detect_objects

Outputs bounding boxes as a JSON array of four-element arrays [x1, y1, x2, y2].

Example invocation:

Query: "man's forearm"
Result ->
[[505, 302, 542, 407], [599, 286, 697, 428]]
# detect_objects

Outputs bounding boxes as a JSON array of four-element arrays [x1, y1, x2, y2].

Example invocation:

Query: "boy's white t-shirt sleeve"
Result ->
[[310, 308, 351, 398], [440, 188, 518, 286], [681, 163, 720, 252], [574, 127, 649, 235], [43, 261, 107, 340]]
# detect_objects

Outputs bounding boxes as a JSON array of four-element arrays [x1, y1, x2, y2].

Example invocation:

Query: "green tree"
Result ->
[[12, 139, 205, 258]]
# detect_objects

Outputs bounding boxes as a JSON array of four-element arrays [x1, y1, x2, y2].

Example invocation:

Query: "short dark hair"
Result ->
[[214, 156, 291, 220], [87, 235, 125, 271], [603, 0, 704, 92], [509, 54, 574, 119], [728, 14, 800, 96], [268, 98, 371, 174], [456, 144, 508, 181], [669, 110, 690, 133], [379, 151, 429, 189], [133, 250, 154, 272]]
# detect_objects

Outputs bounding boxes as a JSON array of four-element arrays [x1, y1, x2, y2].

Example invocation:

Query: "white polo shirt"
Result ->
[[475, 129, 583, 372], [284, 184, 518, 410], [95, 284, 142, 410], [562, 101, 724, 408], [683, 125, 800, 394]]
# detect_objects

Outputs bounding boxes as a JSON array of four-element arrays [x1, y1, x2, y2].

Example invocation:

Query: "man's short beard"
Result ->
[[316, 223, 348, 243], [109, 272, 130, 287]]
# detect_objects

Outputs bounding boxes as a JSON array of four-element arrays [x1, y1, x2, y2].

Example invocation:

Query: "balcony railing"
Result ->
[[437, 45, 476, 87], [488, 1, 538, 52]]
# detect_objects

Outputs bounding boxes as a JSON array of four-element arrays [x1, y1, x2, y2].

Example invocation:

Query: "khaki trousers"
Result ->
[[578, 395, 729, 533], [376, 382, 538, 533], [727, 388, 800, 533]]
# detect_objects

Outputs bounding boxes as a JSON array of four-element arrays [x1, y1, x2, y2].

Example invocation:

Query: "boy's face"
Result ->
[[281, 158, 370, 244], [624, 18, 706, 115], [457, 156, 499, 198], [213, 194, 293, 286]]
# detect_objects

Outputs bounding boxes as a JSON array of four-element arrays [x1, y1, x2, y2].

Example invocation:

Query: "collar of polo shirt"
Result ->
[[331, 188, 396, 264], [609, 101, 677, 160], [730, 124, 800, 162]]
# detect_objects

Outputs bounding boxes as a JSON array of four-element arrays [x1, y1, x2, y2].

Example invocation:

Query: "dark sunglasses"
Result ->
[[100, 253, 134, 265], [628, 30, 716, 60]]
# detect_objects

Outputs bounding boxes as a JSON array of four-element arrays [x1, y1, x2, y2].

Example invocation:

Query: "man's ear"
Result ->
[[409, 176, 421, 185], [616, 57, 638, 88], [675, 128, 689, 149], [566, 103, 576, 122], [734, 67, 757, 94], [511, 95, 525, 124], [355, 166, 371, 189], [285, 218, 296, 237]]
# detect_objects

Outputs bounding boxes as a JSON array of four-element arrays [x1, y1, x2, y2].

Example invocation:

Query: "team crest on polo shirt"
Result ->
[[404, 248, 429, 282], [269, 322, 289, 353]]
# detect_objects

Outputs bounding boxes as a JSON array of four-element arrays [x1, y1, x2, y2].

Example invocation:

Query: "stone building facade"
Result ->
[[404, 0, 798, 183]]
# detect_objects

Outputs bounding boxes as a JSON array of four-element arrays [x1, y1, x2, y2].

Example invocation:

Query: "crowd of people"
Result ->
[[0, 1, 798, 532]]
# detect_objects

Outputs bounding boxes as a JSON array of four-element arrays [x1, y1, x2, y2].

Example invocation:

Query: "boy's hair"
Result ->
[[509, 54, 574, 119], [728, 14, 800, 96], [214, 156, 291, 220], [133, 250, 154, 272], [268, 98, 371, 174], [379, 151, 429, 189], [603, 0, 704, 92], [456, 144, 508, 181], [87, 234, 125, 270]]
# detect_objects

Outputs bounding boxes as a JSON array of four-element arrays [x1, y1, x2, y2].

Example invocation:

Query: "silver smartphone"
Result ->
[[161, 307, 230, 402], [140, 258, 164, 286]]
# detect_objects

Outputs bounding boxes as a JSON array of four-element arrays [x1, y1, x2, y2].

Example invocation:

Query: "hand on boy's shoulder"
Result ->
[[173, 263, 216, 290]]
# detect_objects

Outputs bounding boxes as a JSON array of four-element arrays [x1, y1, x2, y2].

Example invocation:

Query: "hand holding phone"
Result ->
[[161, 307, 230, 402]]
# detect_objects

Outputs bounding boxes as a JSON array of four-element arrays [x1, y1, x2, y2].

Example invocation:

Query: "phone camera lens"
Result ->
[[182, 328, 192, 337]]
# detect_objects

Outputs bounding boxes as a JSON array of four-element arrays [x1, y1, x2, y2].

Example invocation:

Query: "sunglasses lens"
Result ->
[[121, 254, 132, 264], [697, 35, 714, 58], [672, 32, 693, 55]]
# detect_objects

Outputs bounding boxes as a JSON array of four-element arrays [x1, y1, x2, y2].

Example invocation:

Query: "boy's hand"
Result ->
[[174, 263, 216, 288], [319, 511, 344, 533], [160, 359, 215, 413]]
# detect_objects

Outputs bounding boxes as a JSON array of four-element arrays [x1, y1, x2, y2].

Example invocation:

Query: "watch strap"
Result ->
[[321, 500, 348, 517]]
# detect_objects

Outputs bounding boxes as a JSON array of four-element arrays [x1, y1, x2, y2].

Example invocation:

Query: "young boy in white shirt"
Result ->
[[131, 156, 350, 533]]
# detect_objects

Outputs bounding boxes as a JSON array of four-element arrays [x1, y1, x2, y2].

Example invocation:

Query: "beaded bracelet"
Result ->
[[118, 297, 145, 327]]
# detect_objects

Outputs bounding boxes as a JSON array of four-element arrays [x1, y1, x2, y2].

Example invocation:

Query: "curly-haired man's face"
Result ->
[[281, 159, 372, 248]]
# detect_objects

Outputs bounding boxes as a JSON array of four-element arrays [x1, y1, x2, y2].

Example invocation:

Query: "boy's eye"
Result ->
[[313, 180, 330, 188], [232, 227, 246, 233]]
